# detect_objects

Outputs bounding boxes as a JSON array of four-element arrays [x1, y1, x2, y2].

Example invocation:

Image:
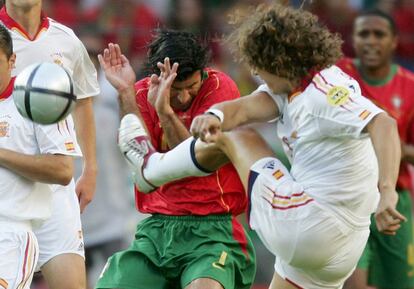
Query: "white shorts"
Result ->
[[248, 158, 369, 289], [0, 225, 38, 289], [34, 180, 84, 271]]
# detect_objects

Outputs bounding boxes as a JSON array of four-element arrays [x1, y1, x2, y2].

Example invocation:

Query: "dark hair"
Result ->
[[227, 4, 343, 81], [145, 29, 210, 81], [0, 24, 12, 58], [357, 9, 397, 35]]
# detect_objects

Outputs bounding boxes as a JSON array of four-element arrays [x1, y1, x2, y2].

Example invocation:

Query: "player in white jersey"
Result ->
[[0, 24, 81, 289], [0, 1, 100, 289], [99, 4, 405, 289]]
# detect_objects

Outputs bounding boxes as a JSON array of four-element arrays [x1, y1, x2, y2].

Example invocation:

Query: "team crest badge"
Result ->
[[0, 121, 9, 137], [391, 95, 402, 109], [327, 86, 349, 106]]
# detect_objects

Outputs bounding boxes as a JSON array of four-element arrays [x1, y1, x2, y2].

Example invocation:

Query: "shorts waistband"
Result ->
[[151, 214, 232, 222], [0, 219, 32, 232]]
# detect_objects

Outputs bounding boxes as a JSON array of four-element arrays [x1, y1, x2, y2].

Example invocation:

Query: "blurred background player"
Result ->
[[0, 24, 81, 289], [111, 4, 405, 288], [96, 30, 256, 289], [0, 0, 100, 289], [77, 28, 143, 289], [339, 9, 414, 289]]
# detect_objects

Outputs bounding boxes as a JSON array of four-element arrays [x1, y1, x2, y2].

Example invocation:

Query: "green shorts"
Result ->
[[357, 190, 414, 289], [95, 214, 256, 289]]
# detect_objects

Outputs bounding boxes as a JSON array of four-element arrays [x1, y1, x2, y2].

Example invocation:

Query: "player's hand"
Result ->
[[190, 114, 222, 143], [148, 57, 178, 117], [98, 43, 136, 91], [375, 190, 406, 235], [75, 168, 97, 213]]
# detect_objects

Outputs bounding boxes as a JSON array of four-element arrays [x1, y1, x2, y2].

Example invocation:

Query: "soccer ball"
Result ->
[[13, 62, 77, 124]]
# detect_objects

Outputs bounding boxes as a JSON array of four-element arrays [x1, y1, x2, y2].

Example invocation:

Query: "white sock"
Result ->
[[144, 137, 212, 186]]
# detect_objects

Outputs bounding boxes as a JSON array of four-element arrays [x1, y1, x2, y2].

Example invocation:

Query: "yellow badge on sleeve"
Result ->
[[327, 86, 349, 106]]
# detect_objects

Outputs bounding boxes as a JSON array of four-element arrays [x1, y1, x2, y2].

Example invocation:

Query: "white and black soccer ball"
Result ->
[[13, 62, 77, 124]]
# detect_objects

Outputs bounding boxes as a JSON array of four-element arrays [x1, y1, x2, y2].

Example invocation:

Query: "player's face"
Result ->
[[170, 70, 203, 111], [0, 50, 15, 88], [353, 16, 397, 70], [255, 69, 294, 95]]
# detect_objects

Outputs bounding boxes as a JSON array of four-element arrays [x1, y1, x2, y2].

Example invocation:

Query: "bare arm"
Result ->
[[73, 97, 98, 211], [0, 149, 73, 185], [366, 112, 406, 235], [212, 91, 280, 131], [157, 112, 191, 148], [190, 91, 280, 142]]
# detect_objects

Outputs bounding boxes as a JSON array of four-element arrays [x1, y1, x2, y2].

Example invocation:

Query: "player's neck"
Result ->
[[0, 76, 11, 96], [359, 62, 394, 82], [6, 3, 42, 38]]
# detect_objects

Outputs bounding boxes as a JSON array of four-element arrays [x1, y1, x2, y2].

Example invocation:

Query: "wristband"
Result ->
[[205, 108, 224, 123]]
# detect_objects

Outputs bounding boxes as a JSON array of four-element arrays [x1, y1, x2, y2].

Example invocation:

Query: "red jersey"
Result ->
[[134, 68, 246, 215], [337, 58, 414, 190]]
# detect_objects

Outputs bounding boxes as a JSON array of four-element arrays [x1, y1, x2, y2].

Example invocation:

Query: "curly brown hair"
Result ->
[[228, 4, 343, 81]]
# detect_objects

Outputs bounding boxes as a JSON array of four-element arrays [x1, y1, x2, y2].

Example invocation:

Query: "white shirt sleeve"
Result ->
[[72, 40, 100, 99], [308, 82, 383, 138], [253, 84, 287, 122], [34, 117, 82, 157]]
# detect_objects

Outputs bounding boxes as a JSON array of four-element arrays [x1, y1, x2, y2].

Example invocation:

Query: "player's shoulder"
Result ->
[[47, 18, 81, 41], [302, 66, 360, 108], [308, 65, 357, 95], [134, 78, 150, 99], [203, 68, 236, 89], [396, 65, 414, 84]]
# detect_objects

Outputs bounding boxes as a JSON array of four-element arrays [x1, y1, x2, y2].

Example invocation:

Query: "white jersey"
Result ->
[[255, 65, 383, 226], [0, 83, 81, 226], [0, 9, 100, 206], [0, 13, 100, 99]]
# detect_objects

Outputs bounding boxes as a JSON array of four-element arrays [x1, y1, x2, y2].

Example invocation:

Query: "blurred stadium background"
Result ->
[[1, 0, 412, 288]]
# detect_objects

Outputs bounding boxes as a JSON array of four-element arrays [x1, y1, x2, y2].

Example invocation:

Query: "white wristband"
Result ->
[[205, 108, 224, 123]]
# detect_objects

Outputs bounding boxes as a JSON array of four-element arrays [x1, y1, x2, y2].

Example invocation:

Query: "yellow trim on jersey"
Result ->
[[359, 110, 371, 120], [0, 278, 8, 289], [273, 170, 284, 180], [65, 142, 75, 152], [216, 171, 230, 213], [271, 195, 312, 206]]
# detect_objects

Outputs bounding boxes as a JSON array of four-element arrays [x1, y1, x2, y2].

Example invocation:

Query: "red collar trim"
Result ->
[[0, 7, 49, 41], [0, 77, 15, 100], [288, 69, 319, 102]]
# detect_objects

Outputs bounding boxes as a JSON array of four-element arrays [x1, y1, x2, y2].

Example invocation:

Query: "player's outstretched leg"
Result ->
[[118, 113, 281, 194], [118, 114, 215, 193]]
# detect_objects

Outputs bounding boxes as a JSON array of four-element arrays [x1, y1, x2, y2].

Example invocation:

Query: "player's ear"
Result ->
[[8, 53, 16, 70]]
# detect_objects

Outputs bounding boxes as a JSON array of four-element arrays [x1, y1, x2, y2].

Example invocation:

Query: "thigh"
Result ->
[[41, 253, 86, 289], [0, 231, 38, 289], [35, 186, 84, 271], [269, 271, 302, 289], [184, 278, 224, 289], [177, 216, 256, 289], [95, 249, 168, 289]]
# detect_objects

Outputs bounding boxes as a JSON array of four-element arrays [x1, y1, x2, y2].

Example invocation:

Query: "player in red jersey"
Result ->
[[95, 30, 255, 289], [339, 10, 414, 289]]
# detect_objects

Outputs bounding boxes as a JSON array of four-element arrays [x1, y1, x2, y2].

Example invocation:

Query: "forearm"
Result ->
[[0, 149, 73, 185], [158, 113, 191, 148], [402, 143, 414, 164], [73, 97, 98, 175], [368, 113, 401, 191], [210, 91, 279, 131], [117, 86, 142, 117]]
